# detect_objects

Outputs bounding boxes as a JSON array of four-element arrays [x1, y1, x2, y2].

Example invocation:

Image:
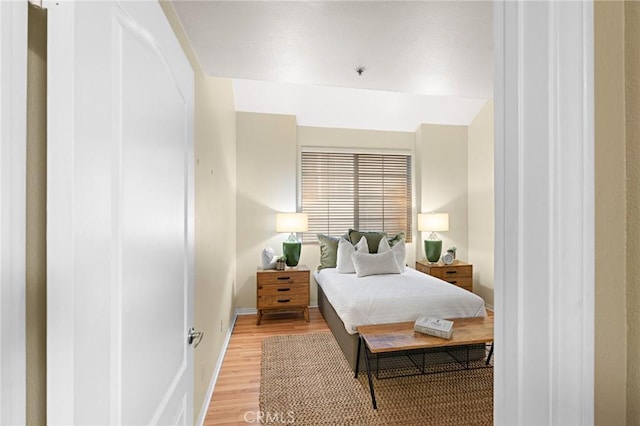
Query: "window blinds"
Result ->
[[301, 151, 412, 243]]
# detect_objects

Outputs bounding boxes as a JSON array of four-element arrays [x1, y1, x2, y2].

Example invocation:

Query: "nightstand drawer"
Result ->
[[415, 260, 474, 293], [257, 271, 308, 286], [427, 265, 472, 279], [257, 283, 309, 296], [441, 276, 472, 291], [258, 293, 309, 309]]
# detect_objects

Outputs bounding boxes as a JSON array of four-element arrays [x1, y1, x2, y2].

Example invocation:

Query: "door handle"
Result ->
[[188, 327, 204, 348]]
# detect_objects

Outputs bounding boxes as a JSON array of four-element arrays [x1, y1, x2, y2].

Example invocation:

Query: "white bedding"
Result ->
[[315, 267, 486, 334]]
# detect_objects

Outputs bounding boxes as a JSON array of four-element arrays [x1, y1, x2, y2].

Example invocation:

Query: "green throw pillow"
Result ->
[[387, 232, 406, 247], [316, 234, 340, 270], [348, 229, 386, 254]]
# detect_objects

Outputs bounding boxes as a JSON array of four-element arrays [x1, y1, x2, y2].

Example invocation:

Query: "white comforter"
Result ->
[[315, 267, 486, 334]]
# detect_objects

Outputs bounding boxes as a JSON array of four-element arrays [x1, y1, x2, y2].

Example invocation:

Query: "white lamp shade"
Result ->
[[418, 213, 449, 232], [275, 213, 309, 233]]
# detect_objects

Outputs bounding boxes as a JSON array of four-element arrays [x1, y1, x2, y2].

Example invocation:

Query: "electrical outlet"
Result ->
[[200, 361, 206, 381], [220, 319, 224, 333]]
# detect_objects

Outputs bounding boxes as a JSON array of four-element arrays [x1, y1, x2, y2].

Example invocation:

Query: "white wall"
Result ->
[[467, 100, 494, 306]]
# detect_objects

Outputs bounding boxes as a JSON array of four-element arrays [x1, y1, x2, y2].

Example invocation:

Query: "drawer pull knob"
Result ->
[[446, 271, 457, 275], [277, 276, 291, 281], [449, 280, 457, 284], [277, 298, 291, 303], [277, 288, 291, 292]]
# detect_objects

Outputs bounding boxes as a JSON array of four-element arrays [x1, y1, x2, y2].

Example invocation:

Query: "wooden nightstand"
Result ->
[[256, 265, 310, 325], [415, 260, 473, 292]]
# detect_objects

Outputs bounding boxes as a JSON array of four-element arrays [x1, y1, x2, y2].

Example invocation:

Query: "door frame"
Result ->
[[0, 2, 27, 425], [494, 1, 594, 424]]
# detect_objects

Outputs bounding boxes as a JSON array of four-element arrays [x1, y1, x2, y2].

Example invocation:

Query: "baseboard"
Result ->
[[196, 312, 238, 426], [235, 307, 257, 315]]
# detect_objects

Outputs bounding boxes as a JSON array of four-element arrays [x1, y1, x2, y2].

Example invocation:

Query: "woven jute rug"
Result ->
[[259, 332, 493, 426]]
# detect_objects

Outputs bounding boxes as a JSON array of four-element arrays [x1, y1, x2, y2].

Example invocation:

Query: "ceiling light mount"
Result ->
[[355, 66, 366, 76]]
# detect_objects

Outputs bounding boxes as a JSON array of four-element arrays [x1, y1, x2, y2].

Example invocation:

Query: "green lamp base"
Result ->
[[283, 241, 301, 267], [424, 240, 442, 263]]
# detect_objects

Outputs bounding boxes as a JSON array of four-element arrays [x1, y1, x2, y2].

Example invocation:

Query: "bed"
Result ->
[[315, 267, 487, 371]]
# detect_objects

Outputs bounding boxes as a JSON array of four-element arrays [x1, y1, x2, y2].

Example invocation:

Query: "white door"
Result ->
[[0, 2, 27, 425], [46, 1, 194, 424]]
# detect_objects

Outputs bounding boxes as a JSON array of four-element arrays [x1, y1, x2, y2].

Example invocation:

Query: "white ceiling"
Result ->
[[172, 1, 494, 131]]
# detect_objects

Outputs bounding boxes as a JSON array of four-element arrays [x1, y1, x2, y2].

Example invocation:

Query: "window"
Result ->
[[301, 151, 412, 243]]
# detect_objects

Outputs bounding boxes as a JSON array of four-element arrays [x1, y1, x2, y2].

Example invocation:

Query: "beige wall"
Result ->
[[26, 5, 47, 425], [625, 2, 640, 423], [236, 112, 298, 309], [234, 116, 494, 310], [190, 74, 237, 421], [594, 2, 628, 424], [467, 100, 494, 307], [235, 119, 418, 309], [298, 126, 415, 152], [161, 3, 238, 421], [415, 124, 469, 263]]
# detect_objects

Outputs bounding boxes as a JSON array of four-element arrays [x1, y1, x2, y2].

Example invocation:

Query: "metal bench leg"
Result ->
[[361, 336, 377, 409], [486, 342, 494, 365], [354, 335, 361, 378]]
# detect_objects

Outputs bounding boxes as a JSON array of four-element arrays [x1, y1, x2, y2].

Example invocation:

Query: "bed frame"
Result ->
[[318, 282, 488, 372], [317, 283, 366, 371]]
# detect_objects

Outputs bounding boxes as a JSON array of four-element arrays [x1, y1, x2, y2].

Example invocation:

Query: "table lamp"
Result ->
[[275, 212, 309, 267], [418, 213, 449, 263]]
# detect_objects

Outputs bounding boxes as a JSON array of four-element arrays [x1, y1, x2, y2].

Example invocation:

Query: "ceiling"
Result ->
[[171, 1, 494, 131]]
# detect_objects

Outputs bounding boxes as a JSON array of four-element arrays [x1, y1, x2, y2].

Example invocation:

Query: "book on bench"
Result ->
[[414, 316, 454, 339]]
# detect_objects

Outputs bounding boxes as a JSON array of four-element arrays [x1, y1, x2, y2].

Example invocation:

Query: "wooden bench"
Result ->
[[356, 316, 494, 409]]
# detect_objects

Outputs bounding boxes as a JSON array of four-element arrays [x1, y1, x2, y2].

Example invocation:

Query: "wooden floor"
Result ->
[[203, 308, 329, 425], [203, 307, 494, 425]]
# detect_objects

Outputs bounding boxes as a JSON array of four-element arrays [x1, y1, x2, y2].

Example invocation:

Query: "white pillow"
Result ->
[[336, 236, 369, 273], [377, 238, 406, 272], [351, 249, 402, 277], [391, 240, 407, 272], [261, 247, 277, 269], [377, 237, 391, 252]]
